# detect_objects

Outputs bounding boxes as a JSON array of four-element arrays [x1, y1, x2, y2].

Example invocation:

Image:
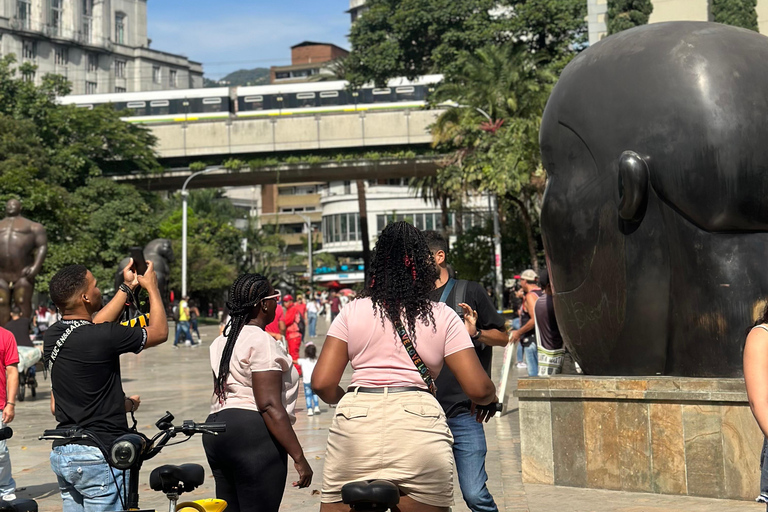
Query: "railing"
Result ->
[[8, 16, 112, 49]]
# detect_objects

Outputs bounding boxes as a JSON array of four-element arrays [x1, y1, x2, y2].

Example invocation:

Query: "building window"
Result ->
[[169, 69, 177, 88], [17, 0, 31, 30], [115, 13, 126, 44], [51, 0, 63, 36], [87, 53, 98, 73], [115, 86, 126, 93], [22, 40, 36, 61], [82, 0, 93, 43], [85, 81, 97, 94], [343, 181, 352, 195], [152, 66, 161, 84], [322, 213, 361, 244], [54, 47, 68, 67], [115, 59, 126, 78]]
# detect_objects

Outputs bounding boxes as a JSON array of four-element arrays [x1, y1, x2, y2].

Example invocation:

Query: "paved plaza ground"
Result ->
[[7, 317, 765, 511]]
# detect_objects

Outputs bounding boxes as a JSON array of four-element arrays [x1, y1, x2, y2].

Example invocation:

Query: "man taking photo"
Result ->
[[423, 231, 508, 512], [44, 259, 168, 511]]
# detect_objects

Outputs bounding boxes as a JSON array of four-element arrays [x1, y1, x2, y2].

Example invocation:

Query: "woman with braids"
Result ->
[[312, 222, 497, 512], [203, 274, 312, 512]]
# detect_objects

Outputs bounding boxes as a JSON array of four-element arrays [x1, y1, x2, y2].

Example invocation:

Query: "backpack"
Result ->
[[172, 305, 180, 322]]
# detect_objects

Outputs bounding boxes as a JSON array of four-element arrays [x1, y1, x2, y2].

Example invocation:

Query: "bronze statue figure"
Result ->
[[0, 199, 47, 326], [539, 22, 768, 377], [115, 239, 174, 312]]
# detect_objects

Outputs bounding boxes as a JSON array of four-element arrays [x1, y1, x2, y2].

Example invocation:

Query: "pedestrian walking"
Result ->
[[0, 324, 19, 500], [189, 300, 202, 342], [306, 296, 319, 338], [297, 344, 320, 416], [510, 270, 542, 376], [423, 230, 509, 512], [203, 274, 312, 512]]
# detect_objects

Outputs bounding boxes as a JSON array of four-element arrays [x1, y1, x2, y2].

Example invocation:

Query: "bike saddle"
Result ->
[[149, 463, 205, 494], [342, 480, 399, 511], [0, 498, 38, 512]]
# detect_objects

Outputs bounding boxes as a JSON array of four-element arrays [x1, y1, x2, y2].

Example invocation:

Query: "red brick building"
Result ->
[[270, 41, 349, 84]]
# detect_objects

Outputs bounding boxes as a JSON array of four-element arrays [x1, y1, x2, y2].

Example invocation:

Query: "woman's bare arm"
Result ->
[[444, 348, 496, 405], [311, 336, 349, 404], [744, 328, 768, 436]]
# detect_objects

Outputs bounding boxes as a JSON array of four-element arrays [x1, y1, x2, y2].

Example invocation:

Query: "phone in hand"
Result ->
[[129, 247, 148, 276]]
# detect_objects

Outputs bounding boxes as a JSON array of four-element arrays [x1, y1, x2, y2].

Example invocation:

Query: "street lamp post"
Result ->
[[181, 167, 217, 298], [296, 212, 313, 295]]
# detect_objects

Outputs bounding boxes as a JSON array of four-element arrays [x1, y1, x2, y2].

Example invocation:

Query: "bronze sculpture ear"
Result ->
[[618, 151, 649, 232]]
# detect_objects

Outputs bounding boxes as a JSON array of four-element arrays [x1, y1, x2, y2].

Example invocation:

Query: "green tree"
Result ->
[[607, 0, 654, 35], [430, 44, 555, 270], [712, 0, 758, 30]]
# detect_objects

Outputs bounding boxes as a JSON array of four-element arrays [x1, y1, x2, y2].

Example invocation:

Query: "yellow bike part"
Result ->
[[175, 499, 227, 512]]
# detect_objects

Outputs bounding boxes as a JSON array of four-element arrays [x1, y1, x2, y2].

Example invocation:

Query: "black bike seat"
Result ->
[[0, 498, 38, 512], [149, 463, 205, 494], [342, 480, 400, 510]]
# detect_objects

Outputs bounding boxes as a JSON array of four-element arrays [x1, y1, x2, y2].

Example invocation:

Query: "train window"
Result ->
[[150, 99, 170, 115], [372, 88, 391, 95], [150, 100, 169, 107], [127, 101, 146, 108], [77, 104, 94, 110], [243, 95, 264, 110], [203, 97, 222, 104], [295, 92, 316, 108], [244, 96, 263, 103], [320, 91, 339, 98], [372, 87, 393, 103], [202, 97, 224, 113], [395, 87, 414, 94], [395, 86, 416, 101], [319, 90, 341, 106]]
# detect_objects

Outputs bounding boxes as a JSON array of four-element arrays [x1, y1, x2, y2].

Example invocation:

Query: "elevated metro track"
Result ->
[[112, 156, 443, 191], [149, 109, 445, 160]]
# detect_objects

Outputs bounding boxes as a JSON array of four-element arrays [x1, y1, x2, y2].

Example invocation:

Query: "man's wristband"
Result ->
[[471, 329, 482, 341], [125, 397, 136, 412], [119, 283, 133, 295], [6, 402, 15, 407]]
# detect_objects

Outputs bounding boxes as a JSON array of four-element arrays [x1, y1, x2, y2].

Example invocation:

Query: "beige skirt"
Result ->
[[321, 388, 455, 507]]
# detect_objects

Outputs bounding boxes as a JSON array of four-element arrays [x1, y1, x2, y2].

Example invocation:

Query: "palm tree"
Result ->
[[429, 43, 555, 271]]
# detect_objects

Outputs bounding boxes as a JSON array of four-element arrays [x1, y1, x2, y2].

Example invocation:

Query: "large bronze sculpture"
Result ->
[[539, 22, 768, 377], [0, 199, 47, 326]]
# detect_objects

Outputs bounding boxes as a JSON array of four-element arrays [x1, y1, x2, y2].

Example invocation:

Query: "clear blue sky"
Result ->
[[147, 0, 351, 80]]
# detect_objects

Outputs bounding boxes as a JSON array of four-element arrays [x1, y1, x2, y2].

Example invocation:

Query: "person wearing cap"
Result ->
[[173, 295, 197, 347], [533, 268, 567, 375], [510, 269, 542, 376]]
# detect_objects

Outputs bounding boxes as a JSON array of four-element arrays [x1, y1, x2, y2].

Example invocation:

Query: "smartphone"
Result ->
[[129, 247, 148, 276]]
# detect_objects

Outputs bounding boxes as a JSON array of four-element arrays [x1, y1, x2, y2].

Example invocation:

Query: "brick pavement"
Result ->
[[7, 316, 765, 511]]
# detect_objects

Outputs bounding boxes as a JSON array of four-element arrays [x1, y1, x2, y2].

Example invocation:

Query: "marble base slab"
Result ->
[[515, 376, 763, 501]]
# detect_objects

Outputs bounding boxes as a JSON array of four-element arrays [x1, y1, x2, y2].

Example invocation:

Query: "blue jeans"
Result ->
[[447, 412, 498, 512], [521, 339, 539, 376], [304, 383, 319, 410], [308, 312, 317, 338], [174, 321, 192, 345], [511, 318, 523, 363], [0, 415, 15, 497], [50, 444, 124, 512]]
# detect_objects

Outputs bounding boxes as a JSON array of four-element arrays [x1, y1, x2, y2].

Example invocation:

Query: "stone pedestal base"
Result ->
[[516, 376, 763, 500]]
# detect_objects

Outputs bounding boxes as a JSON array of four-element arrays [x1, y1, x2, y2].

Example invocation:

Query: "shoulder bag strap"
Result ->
[[439, 278, 456, 304], [394, 321, 437, 396], [47, 321, 90, 372], [453, 280, 468, 310]]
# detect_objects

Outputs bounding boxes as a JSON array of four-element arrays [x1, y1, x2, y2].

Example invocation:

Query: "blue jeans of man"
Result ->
[[521, 339, 539, 376], [511, 318, 524, 364], [304, 383, 319, 410], [447, 412, 498, 512], [308, 312, 318, 338], [50, 444, 125, 512], [0, 415, 15, 497], [174, 321, 192, 346]]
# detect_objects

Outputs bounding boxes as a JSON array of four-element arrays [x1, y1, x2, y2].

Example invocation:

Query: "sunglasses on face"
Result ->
[[262, 291, 281, 302]]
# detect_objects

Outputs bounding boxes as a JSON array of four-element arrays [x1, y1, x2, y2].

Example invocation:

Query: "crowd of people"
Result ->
[[0, 221, 593, 512]]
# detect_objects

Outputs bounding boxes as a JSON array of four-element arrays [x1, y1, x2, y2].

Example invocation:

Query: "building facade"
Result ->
[[588, 0, 768, 44], [269, 41, 349, 84], [0, 0, 203, 94], [348, 0, 367, 24]]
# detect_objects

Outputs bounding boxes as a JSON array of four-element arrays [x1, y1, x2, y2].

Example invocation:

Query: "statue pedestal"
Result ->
[[515, 376, 762, 500]]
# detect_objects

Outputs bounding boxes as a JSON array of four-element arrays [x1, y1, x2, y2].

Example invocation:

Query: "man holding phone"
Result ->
[[44, 258, 169, 511]]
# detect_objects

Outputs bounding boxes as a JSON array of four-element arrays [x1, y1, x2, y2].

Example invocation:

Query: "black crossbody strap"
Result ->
[[47, 321, 90, 371], [394, 321, 437, 396]]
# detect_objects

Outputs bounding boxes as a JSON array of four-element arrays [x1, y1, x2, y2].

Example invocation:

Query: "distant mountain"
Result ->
[[204, 68, 270, 88]]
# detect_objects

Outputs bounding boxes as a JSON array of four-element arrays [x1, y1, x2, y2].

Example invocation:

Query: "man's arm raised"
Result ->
[[137, 261, 168, 348]]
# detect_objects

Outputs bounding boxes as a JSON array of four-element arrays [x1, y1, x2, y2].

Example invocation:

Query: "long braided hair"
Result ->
[[359, 221, 439, 340], [214, 273, 272, 402]]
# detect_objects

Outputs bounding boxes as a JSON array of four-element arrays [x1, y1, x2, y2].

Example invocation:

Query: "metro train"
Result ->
[[58, 75, 444, 124]]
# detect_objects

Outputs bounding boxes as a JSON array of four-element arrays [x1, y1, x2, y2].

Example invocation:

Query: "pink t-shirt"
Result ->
[[327, 298, 473, 389], [0, 329, 19, 409], [209, 325, 300, 423]]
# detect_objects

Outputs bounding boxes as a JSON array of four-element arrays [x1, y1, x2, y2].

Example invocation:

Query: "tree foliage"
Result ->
[[606, 0, 654, 35], [346, 0, 586, 86], [711, 0, 758, 31]]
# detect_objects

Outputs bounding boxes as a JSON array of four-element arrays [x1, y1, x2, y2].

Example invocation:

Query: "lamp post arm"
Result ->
[[181, 167, 217, 298]]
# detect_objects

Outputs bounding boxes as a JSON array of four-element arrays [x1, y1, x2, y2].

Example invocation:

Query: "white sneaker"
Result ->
[[307, 409, 314, 416], [516, 362, 527, 369], [313, 406, 320, 414], [185, 340, 192, 347]]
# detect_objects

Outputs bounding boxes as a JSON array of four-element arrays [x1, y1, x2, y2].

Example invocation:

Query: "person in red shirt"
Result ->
[[0, 327, 19, 498], [282, 295, 302, 369], [295, 295, 308, 342], [265, 295, 285, 343]]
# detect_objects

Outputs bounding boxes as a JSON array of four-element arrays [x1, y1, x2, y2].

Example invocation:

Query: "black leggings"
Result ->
[[203, 408, 288, 512]]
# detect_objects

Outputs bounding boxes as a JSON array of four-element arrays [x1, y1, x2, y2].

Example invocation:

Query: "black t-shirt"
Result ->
[[43, 320, 147, 447], [428, 280, 506, 417], [4, 318, 32, 348]]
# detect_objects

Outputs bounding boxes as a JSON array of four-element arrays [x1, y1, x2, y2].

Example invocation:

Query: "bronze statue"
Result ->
[[539, 22, 768, 377], [0, 199, 47, 326], [115, 239, 174, 312]]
